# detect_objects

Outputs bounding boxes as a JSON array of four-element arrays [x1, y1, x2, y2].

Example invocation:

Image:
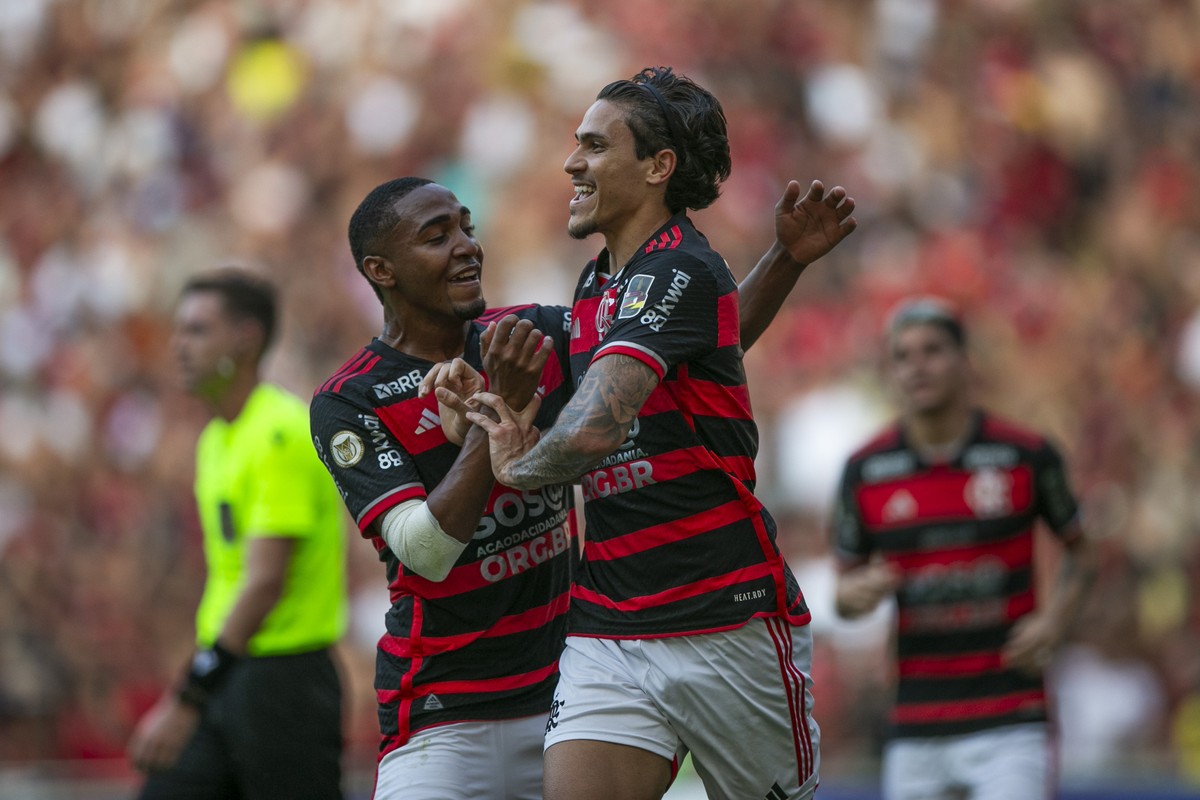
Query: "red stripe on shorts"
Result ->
[[766, 617, 812, 785]]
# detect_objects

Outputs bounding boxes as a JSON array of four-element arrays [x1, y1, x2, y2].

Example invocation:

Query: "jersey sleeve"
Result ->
[[831, 464, 872, 561], [241, 417, 321, 540], [536, 304, 574, 366], [1033, 440, 1080, 535], [593, 255, 718, 379], [310, 392, 428, 536]]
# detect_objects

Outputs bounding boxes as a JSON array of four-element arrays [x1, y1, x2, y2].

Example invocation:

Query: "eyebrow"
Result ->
[[415, 206, 471, 235], [575, 130, 608, 145]]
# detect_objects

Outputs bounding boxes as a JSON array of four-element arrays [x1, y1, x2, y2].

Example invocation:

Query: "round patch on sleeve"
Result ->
[[330, 430, 365, 467]]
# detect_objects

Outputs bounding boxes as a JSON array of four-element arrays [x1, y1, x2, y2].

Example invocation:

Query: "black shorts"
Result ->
[[138, 647, 343, 800]]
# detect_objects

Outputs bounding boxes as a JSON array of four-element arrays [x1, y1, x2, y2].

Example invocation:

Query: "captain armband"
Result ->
[[380, 499, 468, 582]]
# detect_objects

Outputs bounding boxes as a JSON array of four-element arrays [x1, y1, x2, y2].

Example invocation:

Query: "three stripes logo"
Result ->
[[423, 694, 443, 710], [763, 783, 788, 800], [414, 408, 441, 435]]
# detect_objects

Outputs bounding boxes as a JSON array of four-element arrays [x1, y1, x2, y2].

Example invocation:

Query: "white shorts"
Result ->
[[375, 714, 546, 800], [544, 617, 819, 800], [882, 723, 1053, 800]]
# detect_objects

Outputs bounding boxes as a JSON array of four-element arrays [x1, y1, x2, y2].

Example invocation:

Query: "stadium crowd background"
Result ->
[[0, 0, 1198, 795]]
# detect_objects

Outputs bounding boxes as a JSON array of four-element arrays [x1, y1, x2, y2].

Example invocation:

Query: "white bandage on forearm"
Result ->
[[380, 500, 468, 582]]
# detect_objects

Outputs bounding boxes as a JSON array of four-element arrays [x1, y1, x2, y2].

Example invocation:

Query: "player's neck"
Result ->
[[604, 205, 674, 272], [904, 402, 974, 461], [378, 309, 471, 363]]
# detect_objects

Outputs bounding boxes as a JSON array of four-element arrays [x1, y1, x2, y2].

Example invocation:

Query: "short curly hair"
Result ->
[[596, 66, 731, 213], [347, 177, 433, 304]]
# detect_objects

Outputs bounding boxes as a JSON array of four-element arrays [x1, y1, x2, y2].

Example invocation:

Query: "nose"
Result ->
[[564, 145, 584, 175], [453, 229, 482, 260]]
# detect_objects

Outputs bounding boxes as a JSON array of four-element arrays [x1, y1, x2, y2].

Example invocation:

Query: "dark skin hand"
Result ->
[[418, 314, 552, 444], [739, 179, 857, 349]]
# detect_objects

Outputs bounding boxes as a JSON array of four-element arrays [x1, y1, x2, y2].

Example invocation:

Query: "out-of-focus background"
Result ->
[[0, 0, 1198, 798]]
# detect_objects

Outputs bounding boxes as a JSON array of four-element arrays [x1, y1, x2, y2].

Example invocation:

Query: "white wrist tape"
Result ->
[[380, 500, 468, 582]]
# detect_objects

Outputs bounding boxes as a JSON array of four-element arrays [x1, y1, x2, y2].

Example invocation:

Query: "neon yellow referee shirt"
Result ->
[[193, 383, 347, 656]]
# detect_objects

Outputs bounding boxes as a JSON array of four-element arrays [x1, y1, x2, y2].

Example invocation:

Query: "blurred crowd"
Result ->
[[0, 0, 1198, 787]]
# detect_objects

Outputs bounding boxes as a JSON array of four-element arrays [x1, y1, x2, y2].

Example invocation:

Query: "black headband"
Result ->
[[640, 82, 685, 157]]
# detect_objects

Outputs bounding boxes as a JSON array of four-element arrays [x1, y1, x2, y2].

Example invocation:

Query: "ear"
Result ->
[[362, 255, 397, 292], [646, 148, 677, 188]]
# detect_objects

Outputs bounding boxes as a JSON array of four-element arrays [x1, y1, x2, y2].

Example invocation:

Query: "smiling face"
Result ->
[[365, 183, 486, 324], [563, 99, 661, 243], [888, 322, 970, 417]]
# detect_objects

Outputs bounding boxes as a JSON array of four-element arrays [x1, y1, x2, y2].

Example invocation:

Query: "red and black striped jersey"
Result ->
[[566, 213, 809, 638], [309, 304, 576, 760], [833, 410, 1081, 739]]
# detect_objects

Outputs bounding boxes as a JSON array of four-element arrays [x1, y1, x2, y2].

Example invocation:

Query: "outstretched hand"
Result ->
[[480, 314, 553, 412], [416, 314, 550, 446], [776, 179, 857, 266]]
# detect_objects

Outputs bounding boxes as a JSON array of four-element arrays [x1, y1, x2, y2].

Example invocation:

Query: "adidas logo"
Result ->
[[763, 782, 787, 800], [414, 408, 441, 435], [423, 694, 443, 710]]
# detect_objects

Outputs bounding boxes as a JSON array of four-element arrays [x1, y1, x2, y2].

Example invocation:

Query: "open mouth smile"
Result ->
[[570, 183, 595, 207]]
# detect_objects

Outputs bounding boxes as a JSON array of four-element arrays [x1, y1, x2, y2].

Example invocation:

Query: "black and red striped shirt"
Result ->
[[833, 410, 1081, 739], [566, 213, 809, 638], [309, 304, 576, 760]]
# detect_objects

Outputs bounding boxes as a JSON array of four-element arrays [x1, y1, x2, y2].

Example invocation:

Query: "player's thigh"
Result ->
[[542, 637, 679, 800], [226, 651, 343, 800], [544, 740, 673, 800], [652, 618, 819, 800], [136, 713, 238, 800], [953, 724, 1051, 800], [882, 738, 954, 800], [376, 717, 544, 800], [499, 714, 549, 800]]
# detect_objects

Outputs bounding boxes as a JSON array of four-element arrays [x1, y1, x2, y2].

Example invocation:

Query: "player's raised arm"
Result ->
[[738, 179, 857, 350]]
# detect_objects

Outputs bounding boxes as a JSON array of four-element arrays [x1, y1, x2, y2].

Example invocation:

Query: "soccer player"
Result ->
[[457, 66, 840, 800], [310, 177, 573, 799], [831, 297, 1096, 800], [310, 160, 855, 797], [129, 270, 347, 800]]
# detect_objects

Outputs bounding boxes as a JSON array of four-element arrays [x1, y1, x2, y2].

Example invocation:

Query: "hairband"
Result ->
[[639, 82, 685, 157]]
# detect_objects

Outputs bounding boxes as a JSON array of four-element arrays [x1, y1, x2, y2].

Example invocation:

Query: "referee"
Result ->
[[128, 269, 348, 800]]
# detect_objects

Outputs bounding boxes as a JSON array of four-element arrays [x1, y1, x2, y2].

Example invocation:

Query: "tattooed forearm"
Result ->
[[504, 354, 659, 488]]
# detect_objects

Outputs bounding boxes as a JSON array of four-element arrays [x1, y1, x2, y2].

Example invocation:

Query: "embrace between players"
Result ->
[[139, 62, 1092, 800]]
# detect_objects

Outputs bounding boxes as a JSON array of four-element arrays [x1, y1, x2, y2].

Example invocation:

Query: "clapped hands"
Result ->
[[420, 356, 486, 445], [418, 315, 552, 465]]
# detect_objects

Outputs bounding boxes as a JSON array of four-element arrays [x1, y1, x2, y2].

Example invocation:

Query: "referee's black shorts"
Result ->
[[138, 647, 343, 800]]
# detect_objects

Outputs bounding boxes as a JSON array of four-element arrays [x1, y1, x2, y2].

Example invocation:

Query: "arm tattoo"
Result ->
[[506, 355, 659, 487]]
